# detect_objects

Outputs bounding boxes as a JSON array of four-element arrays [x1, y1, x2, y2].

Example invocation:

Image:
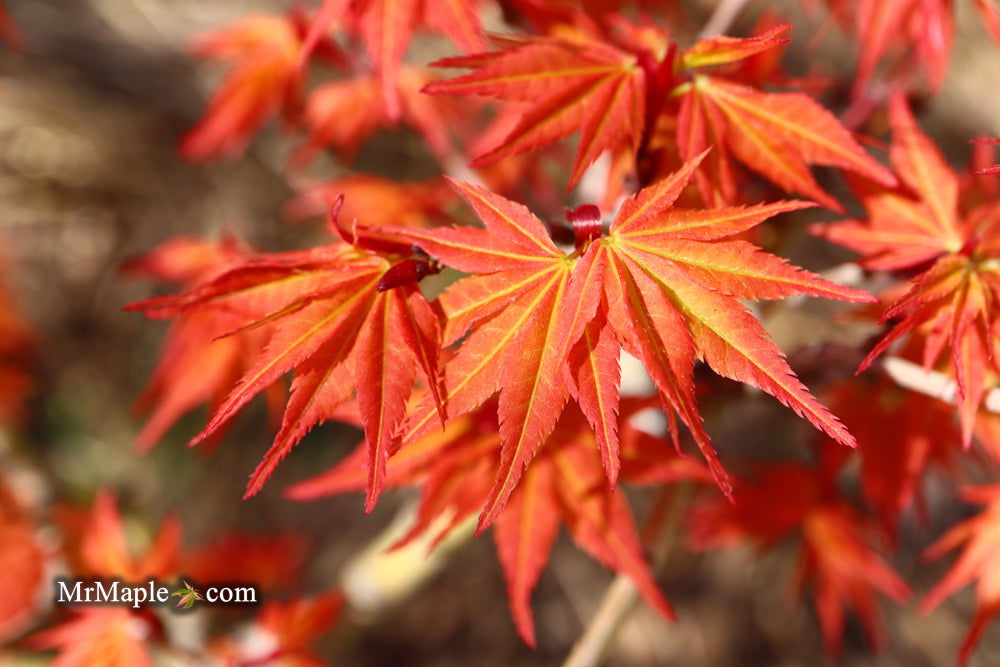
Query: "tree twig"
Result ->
[[883, 356, 1000, 413], [698, 0, 753, 39], [562, 483, 694, 667]]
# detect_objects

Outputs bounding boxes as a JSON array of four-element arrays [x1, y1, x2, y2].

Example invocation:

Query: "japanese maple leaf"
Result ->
[[816, 94, 1000, 444], [675, 26, 896, 210], [184, 532, 307, 592], [0, 478, 44, 642], [709, 11, 834, 97], [289, 401, 706, 646], [28, 493, 177, 666], [127, 200, 444, 507], [921, 485, 1000, 665], [180, 11, 338, 161], [823, 0, 954, 96], [818, 378, 959, 537], [823, 0, 1000, 98], [256, 592, 343, 655], [796, 504, 911, 654], [213, 591, 343, 666], [28, 608, 158, 667], [293, 67, 459, 165], [171, 581, 202, 609], [428, 20, 894, 203], [0, 523, 42, 641], [286, 173, 450, 229], [305, 0, 484, 120], [396, 152, 871, 529], [689, 464, 910, 654], [425, 27, 646, 190], [73, 490, 181, 581], [123, 236, 281, 452]]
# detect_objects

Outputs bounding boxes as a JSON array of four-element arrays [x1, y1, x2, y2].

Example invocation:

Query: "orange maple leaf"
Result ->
[[123, 236, 282, 452], [822, 0, 1000, 97], [29, 608, 158, 667], [211, 591, 343, 665], [397, 153, 872, 529], [303, 0, 485, 120], [817, 378, 959, 537], [180, 12, 317, 161], [0, 477, 44, 642], [817, 94, 1000, 445], [823, 0, 953, 95], [690, 463, 910, 654], [426, 28, 646, 190], [73, 490, 180, 582], [184, 532, 308, 593], [294, 67, 459, 165], [285, 173, 451, 229], [289, 400, 707, 646], [921, 484, 1000, 665], [428, 20, 893, 203], [127, 200, 445, 507]]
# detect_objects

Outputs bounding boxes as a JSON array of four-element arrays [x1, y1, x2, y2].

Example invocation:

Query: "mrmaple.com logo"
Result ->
[[55, 578, 258, 610]]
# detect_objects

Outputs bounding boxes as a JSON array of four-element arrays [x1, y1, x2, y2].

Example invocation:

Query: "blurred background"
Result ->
[[3, 0, 1000, 665]]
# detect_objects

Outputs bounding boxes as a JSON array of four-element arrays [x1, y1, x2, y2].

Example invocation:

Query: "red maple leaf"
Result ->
[[293, 67, 460, 165], [823, 0, 953, 96], [179, 11, 337, 161], [393, 153, 871, 530], [675, 25, 895, 209], [183, 532, 308, 593], [818, 378, 959, 537], [303, 0, 485, 120], [72, 490, 180, 582], [285, 173, 451, 229], [816, 94, 1000, 445], [427, 19, 894, 203], [0, 477, 44, 642], [123, 236, 281, 452], [127, 200, 445, 507], [29, 492, 179, 666], [28, 608, 159, 667], [289, 400, 708, 646], [689, 463, 910, 654], [823, 0, 1000, 99], [921, 484, 1000, 665], [212, 591, 343, 666], [426, 27, 646, 190]]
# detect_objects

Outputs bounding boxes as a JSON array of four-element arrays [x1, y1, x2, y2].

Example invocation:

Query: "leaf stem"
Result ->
[[561, 482, 694, 667]]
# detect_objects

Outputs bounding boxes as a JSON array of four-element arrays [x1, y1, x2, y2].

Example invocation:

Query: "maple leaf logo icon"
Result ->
[[171, 581, 203, 609]]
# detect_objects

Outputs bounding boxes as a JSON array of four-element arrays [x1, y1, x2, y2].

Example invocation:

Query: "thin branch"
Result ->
[[698, 0, 753, 39], [562, 483, 694, 667], [883, 356, 1000, 413], [341, 502, 476, 617]]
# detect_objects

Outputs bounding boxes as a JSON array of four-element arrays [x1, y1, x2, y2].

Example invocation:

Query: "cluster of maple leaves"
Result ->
[[0, 478, 342, 665], [5, 0, 1000, 663], [117, 0, 1000, 662]]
